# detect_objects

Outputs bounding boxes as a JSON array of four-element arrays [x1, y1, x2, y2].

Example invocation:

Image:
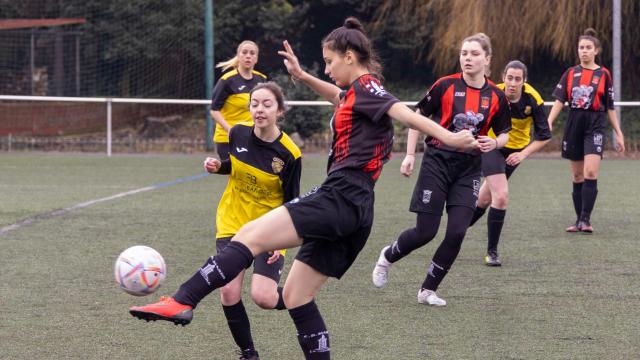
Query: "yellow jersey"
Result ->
[[489, 83, 551, 150], [211, 69, 267, 143]]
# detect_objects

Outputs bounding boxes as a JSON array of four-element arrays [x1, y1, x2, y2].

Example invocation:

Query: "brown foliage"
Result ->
[[371, 0, 639, 91]]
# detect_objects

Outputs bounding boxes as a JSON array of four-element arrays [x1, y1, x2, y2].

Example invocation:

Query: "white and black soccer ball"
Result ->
[[114, 245, 166, 296]]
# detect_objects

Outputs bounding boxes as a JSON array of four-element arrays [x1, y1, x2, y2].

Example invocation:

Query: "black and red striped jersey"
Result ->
[[327, 74, 399, 181], [417, 73, 511, 153], [552, 65, 614, 112]]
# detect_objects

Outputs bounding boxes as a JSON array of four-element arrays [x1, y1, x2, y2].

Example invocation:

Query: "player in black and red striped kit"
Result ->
[[372, 33, 512, 306], [547, 29, 625, 233], [127, 18, 476, 360]]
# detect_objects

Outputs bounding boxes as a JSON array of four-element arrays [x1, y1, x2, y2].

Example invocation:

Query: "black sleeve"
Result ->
[[552, 69, 570, 103], [531, 98, 551, 141], [353, 77, 399, 123], [281, 157, 302, 203], [491, 94, 512, 135], [211, 78, 230, 110], [217, 159, 231, 174], [416, 80, 443, 117], [605, 70, 615, 110]]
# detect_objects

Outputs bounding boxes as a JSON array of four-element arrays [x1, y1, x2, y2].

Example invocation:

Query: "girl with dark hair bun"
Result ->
[[128, 17, 476, 360], [548, 28, 625, 234]]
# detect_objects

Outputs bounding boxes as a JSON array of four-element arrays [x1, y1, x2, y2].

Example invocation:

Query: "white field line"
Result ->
[[0, 173, 208, 236]]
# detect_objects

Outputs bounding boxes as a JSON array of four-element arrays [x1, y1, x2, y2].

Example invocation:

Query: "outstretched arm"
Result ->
[[277, 40, 341, 105], [387, 103, 477, 151]]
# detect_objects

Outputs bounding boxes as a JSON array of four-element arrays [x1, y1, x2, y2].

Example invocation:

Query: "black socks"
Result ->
[[572, 182, 584, 222], [487, 207, 506, 253], [275, 287, 286, 310], [469, 206, 488, 227], [174, 241, 253, 308], [580, 179, 598, 223], [222, 301, 255, 352], [289, 301, 330, 360]]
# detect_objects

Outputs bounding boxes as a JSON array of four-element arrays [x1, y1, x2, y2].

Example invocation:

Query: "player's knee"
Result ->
[[251, 290, 277, 309], [571, 172, 584, 183], [220, 285, 241, 304], [492, 191, 508, 208], [583, 170, 598, 179], [282, 286, 309, 309]]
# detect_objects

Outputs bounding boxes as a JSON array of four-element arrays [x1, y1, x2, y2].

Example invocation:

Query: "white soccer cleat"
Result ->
[[417, 289, 446, 306], [372, 246, 392, 288]]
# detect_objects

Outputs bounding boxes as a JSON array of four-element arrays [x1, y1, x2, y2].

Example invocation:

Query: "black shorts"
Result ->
[[409, 148, 481, 215], [562, 110, 606, 160], [216, 237, 284, 283], [284, 169, 375, 279], [481, 148, 522, 178], [215, 142, 230, 161]]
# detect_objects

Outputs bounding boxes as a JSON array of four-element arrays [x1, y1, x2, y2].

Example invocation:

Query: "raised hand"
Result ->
[[277, 40, 304, 80]]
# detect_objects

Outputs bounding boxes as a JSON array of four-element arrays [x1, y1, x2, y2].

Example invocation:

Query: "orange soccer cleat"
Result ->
[[129, 296, 193, 326]]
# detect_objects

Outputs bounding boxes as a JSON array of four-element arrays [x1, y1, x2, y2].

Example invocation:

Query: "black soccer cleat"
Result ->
[[484, 251, 502, 267], [237, 349, 260, 360]]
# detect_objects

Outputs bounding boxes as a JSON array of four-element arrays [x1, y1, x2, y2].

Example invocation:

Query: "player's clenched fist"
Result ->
[[203, 157, 221, 173]]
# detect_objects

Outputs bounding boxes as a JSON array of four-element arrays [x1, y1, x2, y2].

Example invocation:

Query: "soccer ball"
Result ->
[[114, 245, 166, 296]]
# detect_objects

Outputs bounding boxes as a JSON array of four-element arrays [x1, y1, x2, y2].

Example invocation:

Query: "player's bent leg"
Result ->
[[250, 274, 280, 309], [129, 208, 301, 324]]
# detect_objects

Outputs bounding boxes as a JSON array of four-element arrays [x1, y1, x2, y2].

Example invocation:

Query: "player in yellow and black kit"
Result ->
[[210, 40, 267, 160], [204, 82, 301, 360], [468, 60, 552, 266]]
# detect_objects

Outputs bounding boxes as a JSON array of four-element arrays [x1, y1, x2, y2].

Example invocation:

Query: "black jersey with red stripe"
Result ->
[[552, 65, 614, 112], [327, 74, 399, 181], [417, 73, 511, 154]]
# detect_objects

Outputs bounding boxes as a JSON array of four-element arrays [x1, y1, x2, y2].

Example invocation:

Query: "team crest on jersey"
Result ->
[[591, 76, 600, 84], [480, 97, 490, 109], [571, 85, 593, 109], [271, 157, 285, 174], [452, 111, 484, 135], [524, 105, 532, 115]]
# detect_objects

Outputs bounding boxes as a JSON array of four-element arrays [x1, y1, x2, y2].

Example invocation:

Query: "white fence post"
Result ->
[[107, 98, 112, 157]]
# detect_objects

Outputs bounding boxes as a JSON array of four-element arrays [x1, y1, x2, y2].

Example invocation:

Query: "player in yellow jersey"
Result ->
[[210, 40, 267, 160], [203, 82, 301, 360], [469, 60, 552, 266]]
